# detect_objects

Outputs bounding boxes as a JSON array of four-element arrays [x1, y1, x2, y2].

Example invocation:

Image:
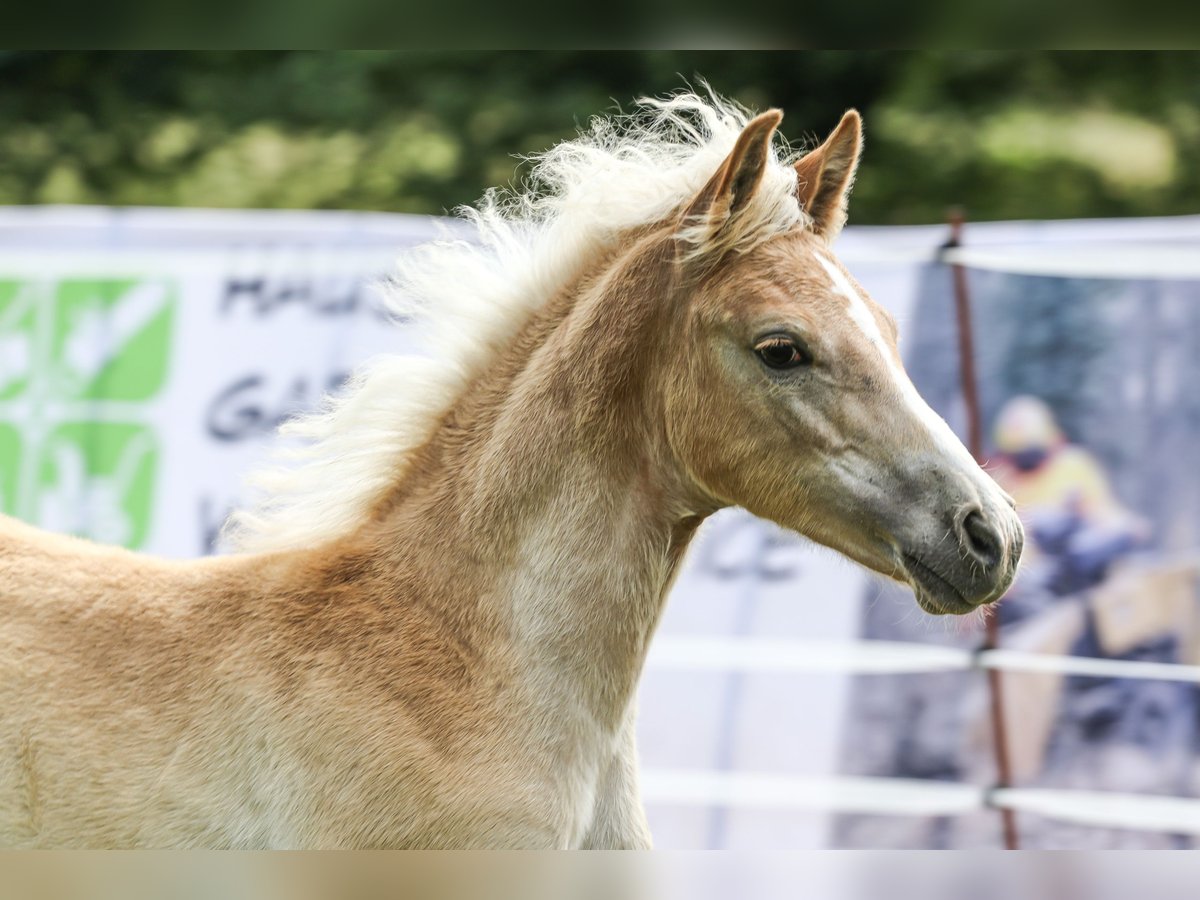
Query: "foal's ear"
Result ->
[[682, 109, 783, 235], [794, 109, 862, 242]]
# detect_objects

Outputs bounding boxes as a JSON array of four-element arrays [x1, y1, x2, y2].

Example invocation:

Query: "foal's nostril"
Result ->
[[962, 510, 1003, 570]]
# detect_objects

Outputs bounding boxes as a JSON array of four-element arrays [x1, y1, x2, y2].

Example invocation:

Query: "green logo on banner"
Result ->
[[0, 277, 175, 549], [0, 280, 36, 401], [37, 423, 158, 548], [0, 423, 20, 516], [50, 279, 175, 400]]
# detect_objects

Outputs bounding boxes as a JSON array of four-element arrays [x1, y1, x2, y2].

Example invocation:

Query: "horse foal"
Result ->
[[0, 95, 1022, 848]]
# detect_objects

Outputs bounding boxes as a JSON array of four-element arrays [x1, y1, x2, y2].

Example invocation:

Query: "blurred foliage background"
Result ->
[[0, 51, 1196, 224]]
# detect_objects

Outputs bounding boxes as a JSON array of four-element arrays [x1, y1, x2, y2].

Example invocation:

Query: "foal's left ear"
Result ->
[[794, 110, 862, 242], [682, 109, 783, 236]]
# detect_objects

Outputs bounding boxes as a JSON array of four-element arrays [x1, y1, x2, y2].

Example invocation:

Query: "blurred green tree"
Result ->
[[0, 51, 1195, 223]]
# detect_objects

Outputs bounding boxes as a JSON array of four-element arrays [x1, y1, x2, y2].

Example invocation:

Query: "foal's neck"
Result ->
[[371, 230, 708, 733]]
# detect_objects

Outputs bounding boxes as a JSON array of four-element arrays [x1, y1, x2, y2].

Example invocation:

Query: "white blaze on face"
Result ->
[[814, 252, 980, 471]]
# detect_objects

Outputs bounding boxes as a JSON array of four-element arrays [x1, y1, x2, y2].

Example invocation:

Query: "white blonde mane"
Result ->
[[224, 92, 804, 554]]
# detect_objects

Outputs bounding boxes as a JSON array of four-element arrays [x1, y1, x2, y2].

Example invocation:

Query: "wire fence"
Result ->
[[644, 634, 1200, 835]]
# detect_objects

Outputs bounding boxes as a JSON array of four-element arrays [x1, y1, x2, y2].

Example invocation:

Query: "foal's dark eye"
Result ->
[[754, 334, 811, 370]]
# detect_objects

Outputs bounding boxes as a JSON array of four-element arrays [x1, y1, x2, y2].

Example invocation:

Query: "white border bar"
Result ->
[[648, 636, 973, 674], [981, 648, 1200, 684], [647, 637, 1200, 684], [994, 787, 1200, 834], [941, 245, 1200, 280], [641, 771, 981, 817], [641, 770, 1200, 834]]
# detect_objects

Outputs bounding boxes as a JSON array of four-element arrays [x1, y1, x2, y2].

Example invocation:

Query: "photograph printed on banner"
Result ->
[[835, 260, 1200, 849]]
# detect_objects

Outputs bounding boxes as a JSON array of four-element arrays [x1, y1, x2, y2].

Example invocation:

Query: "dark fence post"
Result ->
[[945, 208, 1020, 850]]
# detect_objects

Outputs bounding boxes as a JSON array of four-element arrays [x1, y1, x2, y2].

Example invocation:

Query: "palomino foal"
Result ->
[[0, 97, 1022, 848]]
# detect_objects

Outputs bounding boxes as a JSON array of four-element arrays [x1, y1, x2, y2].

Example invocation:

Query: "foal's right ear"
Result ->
[[682, 109, 783, 239]]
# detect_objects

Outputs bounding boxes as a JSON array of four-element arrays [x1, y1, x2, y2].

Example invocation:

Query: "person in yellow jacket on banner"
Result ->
[[990, 395, 1150, 604]]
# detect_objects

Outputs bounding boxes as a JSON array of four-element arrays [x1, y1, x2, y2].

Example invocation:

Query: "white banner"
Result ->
[[5, 206, 1196, 848], [0, 208, 440, 557]]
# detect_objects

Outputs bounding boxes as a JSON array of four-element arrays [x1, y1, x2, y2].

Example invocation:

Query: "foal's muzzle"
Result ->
[[902, 501, 1024, 616]]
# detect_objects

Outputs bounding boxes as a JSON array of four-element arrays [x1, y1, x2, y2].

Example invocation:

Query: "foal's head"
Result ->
[[665, 110, 1022, 614]]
